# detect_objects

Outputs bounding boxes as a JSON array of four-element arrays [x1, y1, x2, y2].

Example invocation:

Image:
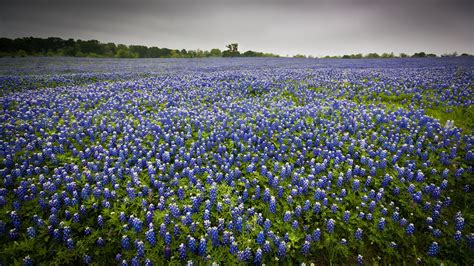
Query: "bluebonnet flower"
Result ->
[[377, 218, 385, 231], [352, 179, 360, 191], [179, 243, 187, 260], [209, 227, 219, 247], [343, 210, 350, 222], [23, 255, 33, 266], [198, 237, 207, 256], [164, 232, 172, 245], [262, 240, 271, 254], [294, 205, 302, 217], [301, 240, 310, 255], [277, 241, 286, 258], [455, 217, 464, 231], [188, 236, 197, 253], [433, 229, 442, 238], [144, 258, 153, 266], [230, 241, 238, 254], [146, 229, 156, 246], [264, 219, 271, 231], [27, 227, 36, 238], [136, 241, 145, 257], [256, 231, 265, 245], [313, 202, 321, 214], [73, 213, 80, 223], [454, 230, 462, 243], [122, 235, 130, 249], [96, 237, 105, 247], [327, 219, 335, 233], [406, 223, 415, 235], [238, 247, 252, 262], [355, 228, 363, 240], [254, 248, 263, 264], [292, 220, 298, 229], [269, 196, 276, 213], [313, 228, 321, 242], [392, 211, 400, 222], [9, 228, 19, 240], [66, 238, 74, 249], [97, 215, 104, 227], [399, 218, 408, 227], [83, 254, 92, 264], [131, 217, 142, 232], [427, 242, 439, 256]]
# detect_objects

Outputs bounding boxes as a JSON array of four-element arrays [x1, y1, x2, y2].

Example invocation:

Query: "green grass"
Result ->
[[425, 105, 474, 133]]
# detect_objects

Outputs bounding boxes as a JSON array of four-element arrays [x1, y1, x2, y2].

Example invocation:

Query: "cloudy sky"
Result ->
[[0, 0, 473, 56]]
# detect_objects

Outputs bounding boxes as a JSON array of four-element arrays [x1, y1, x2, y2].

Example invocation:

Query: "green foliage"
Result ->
[[425, 105, 474, 133], [412, 52, 427, 58], [210, 48, 222, 57], [293, 54, 307, 58], [223, 43, 239, 57], [0, 37, 281, 58]]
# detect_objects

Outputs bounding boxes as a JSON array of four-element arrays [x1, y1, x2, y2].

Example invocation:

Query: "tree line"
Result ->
[[1, 37, 471, 59], [0, 37, 279, 58], [294, 51, 471, 59]]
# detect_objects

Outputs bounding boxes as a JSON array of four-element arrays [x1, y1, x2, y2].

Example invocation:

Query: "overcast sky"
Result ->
[[0, 0, 473, 56]]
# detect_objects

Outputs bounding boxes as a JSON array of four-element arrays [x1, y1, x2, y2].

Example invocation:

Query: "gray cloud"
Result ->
[[0, 0, 473, 55]]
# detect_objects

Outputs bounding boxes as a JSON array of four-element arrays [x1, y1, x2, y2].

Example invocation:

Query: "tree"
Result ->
[[411, 52, 426, 58], [210, 48, 222, 57], [170, 50, 181, 58], [381, 52, 394, 58], [293, 54, 307, 58], [366, 53, 380, 58], [223, 43, 239, 57], [129, 45, 149, 58]]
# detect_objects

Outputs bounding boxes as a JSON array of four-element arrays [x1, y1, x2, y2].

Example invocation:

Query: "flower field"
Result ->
[[0, 57, 473, 265]]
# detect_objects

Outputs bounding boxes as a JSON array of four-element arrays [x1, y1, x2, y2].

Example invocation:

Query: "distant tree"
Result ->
[[0, 37, 275, 58], [103, 43, 116, 57], [78, 39, 104, 55], [148, 47, 162, 57], [412, 52, 426, 58], [210, 48, 222, 57], [170, 50, 181, 58], [366, 53, 380, 58], [381, 52, 394, 58], [224, 43, 239, 57], [294, 54, 307, 58], [195, 49, 205, 57], [115, 45, 138, 58], [243, 50, 258, 57], [129, 45, 149, 58], [399, 53, 408, 58]]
